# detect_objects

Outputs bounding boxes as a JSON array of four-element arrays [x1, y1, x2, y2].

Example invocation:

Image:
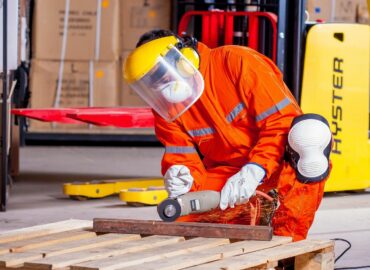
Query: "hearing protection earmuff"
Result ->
[[174, 36, 200, 77]]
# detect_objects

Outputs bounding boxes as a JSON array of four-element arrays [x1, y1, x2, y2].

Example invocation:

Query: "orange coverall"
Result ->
[[154, 43, 327, 241]]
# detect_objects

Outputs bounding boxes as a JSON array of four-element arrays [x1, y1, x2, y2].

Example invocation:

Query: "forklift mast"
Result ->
[[172, 0, 307, 103]]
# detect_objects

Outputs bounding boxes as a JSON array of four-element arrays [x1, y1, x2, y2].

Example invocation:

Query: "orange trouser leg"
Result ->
[[272, 162, 326, 241]]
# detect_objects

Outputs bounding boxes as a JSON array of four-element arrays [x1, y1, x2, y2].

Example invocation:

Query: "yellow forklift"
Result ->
[[301, 23, 369, 191]]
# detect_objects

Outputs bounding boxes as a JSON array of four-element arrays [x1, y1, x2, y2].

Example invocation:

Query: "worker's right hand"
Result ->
[[164, 165, 194, 198]]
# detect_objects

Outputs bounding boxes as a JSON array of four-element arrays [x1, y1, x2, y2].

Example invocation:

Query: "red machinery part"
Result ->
[[67, 108, 154, 128], [178, 10, 278, 62], [11, 108, 82, 124], [11, 107, 155, 128]]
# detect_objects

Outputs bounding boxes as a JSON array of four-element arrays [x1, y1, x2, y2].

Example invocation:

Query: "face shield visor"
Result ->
[[127, 46, 204, 122]]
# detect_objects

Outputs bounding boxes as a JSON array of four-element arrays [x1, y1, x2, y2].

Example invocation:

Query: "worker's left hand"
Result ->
[[219, 163, 265, 210]]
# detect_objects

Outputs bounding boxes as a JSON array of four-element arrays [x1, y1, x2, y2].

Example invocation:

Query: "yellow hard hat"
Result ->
[[122, 35, 204, 122], [124, 36, 200, 83]]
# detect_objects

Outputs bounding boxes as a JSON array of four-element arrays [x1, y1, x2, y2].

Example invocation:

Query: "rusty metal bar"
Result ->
[[93, 218, 273, 241]]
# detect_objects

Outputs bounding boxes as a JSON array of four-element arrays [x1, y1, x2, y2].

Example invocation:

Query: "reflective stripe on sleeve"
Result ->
[[255, 97, 291, 122], [165, 146, 197, 154], [226, 102, 245, 123], [187, 127, 215, 137]]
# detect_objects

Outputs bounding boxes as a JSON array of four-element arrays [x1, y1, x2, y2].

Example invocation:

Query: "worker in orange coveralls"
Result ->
[[124, 29, 332, 241]]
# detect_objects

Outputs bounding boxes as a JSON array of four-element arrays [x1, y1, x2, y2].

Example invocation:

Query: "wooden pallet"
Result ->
[[0, 219, 334, 270]]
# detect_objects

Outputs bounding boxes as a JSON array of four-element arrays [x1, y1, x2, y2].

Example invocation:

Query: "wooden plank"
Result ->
[[71, 237, 230, 270], [0, 233, 140, 268], [185, 239, 334, 270], [0, 230, 96, 255], [119, 236, 292, 270], [24, 236, 184, 270], [295, 246, 335, 270], [93, 218, 273, 241], [40, 233, 140, 258], [0, 220, 92, 244]]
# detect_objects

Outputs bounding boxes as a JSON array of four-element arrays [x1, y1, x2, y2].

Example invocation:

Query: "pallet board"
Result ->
[[0, 220, 335, 270]]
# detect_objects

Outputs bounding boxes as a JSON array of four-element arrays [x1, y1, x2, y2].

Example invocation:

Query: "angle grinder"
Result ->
[[157, 190, 220, 222]]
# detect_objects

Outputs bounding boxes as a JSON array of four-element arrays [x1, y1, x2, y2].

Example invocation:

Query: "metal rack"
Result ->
[[1, 0, 10, 211], [1, 0, 28, 211]]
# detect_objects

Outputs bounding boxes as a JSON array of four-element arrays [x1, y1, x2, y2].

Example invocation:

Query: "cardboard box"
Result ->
[[356, 0, 369, 24], [306, 0, 358, 23], [29, 59, 119, 130], [32, 0, 120, 61], [333, 0, 358, 22], [306, 0, 333, 22], [120, 52, 147, 107], [120, 0, 171, 51]]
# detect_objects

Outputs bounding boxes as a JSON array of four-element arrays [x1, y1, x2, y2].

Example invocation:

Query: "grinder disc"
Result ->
[[157, 198, 181, 222]]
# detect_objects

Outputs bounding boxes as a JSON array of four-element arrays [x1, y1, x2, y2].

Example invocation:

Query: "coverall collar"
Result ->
[[197, 42, 211, 74]]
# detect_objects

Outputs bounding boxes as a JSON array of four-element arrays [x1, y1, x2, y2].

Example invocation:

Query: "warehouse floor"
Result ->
[[1, 146, 370, 268]]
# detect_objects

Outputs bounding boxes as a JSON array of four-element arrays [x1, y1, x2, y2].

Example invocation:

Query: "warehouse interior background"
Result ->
[[1, 0, 370, 269]]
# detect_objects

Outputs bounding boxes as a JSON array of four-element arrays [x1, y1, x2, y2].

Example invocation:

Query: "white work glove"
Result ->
[[219, 163, 265, 210], [164, 165, 194, 198]]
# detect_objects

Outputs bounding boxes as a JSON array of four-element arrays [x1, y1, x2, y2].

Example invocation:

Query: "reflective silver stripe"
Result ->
[[165, 146, 197, 154], [226, 102, 245, 123], [187, 127, 215, 137], [256, 97, 291, 122]]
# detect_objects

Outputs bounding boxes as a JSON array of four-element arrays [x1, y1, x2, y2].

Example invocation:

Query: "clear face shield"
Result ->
[[128, 46, 204, 122]]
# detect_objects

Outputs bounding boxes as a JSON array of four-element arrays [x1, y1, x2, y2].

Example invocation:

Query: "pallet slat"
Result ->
[[71, 237, 230, 270], [93, 218, 272, 241], [0, 229, 96, 255], [185, 239, 334, 270], [24, 236, 184, 270], [0, 220, 92, 244], [0, 233, 140, 268], [117, 236, 292, 270]]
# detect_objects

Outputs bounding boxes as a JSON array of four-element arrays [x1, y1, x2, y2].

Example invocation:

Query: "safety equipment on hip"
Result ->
[[219, 163, 266, 210], [286, 113, 332, 183], [164, 165, 194, 198], [123, 36, 204, 122]]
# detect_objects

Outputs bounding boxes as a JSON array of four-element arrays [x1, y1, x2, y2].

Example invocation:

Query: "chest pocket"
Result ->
[[187, 127, 215, 157]]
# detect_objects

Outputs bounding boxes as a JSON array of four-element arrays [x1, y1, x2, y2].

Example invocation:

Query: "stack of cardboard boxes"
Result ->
[[30, 0, 366, 133], [29, 0, 171, 132], [120, 0, 171, 106], [307, 0, 369, 24]]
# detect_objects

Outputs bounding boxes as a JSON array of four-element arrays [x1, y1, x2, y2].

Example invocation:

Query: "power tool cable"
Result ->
[[332, 238, 370, 269]]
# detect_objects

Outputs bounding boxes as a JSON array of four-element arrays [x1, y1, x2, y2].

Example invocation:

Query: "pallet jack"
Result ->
[[120, 186, 168, 206], [64, 178, 167, 205]]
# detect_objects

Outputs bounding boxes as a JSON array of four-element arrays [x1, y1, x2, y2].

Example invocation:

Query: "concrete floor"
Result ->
[[1, 146, 370, 268]]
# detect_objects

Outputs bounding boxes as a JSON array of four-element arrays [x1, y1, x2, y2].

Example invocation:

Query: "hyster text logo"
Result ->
[[331, 58, 343, 154]]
